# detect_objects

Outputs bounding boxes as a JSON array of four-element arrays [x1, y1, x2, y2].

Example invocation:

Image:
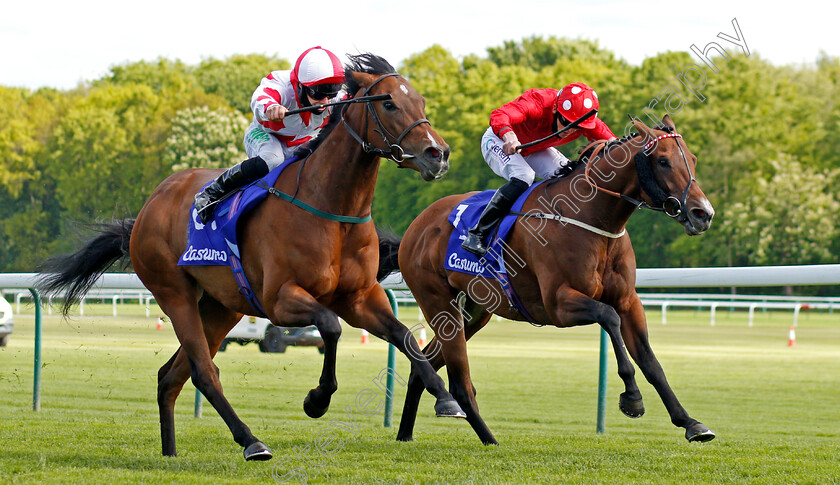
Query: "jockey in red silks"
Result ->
[[194, 46, 346, 223], [461, 82, 618, 256]]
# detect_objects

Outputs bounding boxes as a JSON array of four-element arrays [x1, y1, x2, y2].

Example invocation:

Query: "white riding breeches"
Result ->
[[480, 127, 570, 185], [243, 122, 297, 170]]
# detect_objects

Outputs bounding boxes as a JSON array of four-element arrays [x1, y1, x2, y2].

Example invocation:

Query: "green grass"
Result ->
[[1, 303, 839, 484]]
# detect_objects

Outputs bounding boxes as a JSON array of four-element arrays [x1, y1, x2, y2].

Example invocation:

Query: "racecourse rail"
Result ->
[[3, 264, 840, 432]]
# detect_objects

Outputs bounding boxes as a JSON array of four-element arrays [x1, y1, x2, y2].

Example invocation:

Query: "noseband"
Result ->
[[584, 132, 696, 221], [342, 73, 431, 163]]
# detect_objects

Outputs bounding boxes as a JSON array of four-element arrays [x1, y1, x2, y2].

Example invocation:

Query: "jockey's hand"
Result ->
[[266, 105, 287, 121], [502, 132, 520, 155]]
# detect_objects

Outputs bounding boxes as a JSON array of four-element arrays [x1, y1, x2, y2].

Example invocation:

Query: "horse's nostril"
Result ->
[[690, 208, 709, 222], [425, 147, 442, 162]]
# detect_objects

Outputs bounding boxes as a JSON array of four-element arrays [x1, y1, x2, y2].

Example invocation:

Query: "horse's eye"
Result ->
[[658, 156, 671, 167], [383, 101, 397, 111]]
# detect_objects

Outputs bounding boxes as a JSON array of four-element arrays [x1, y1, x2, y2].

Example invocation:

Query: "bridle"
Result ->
[[341, 72, 431, 163], [583, 132, 696, 221]]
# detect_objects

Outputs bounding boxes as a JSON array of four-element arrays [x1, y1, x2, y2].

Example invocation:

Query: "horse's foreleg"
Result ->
[[552, 288, 643, 416], [618, 297, 715, 442], [339, 285, 465, 419], [270, 284, 342, 419]]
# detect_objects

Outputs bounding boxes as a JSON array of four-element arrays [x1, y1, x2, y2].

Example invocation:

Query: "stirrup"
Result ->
[[461, 233, 488, 256]]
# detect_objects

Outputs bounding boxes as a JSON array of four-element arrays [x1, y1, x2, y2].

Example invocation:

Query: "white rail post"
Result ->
[[112, 296, 118, 317], [145, 297, 151, 318], [80, 298, 84, 316], [15, 293, 22, 313], [793, 304, 801, 328], [748, 303, 757, 328], [661, 303, 668, 325], [710, 303, 718, 326]]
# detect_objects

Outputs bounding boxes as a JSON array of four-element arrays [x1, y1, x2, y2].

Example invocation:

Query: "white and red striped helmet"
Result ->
[[292, 46, 345, 87]]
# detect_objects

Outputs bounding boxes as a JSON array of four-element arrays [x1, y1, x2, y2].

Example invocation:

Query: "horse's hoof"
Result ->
[[303, 392, 330, 419], [244, 441, 273, 461], [686, 423, 716, 442], [396, 434, 414, 442], [434, 398, 466, 418], [619, 392, 645, 418]]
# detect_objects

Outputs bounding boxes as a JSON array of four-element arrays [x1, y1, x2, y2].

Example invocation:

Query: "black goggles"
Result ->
[[305, 84, 341, 100]]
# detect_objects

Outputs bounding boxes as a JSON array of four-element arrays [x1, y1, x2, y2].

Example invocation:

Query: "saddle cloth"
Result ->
[[177, 157, 298, 317], [444, 181, 543, 277]]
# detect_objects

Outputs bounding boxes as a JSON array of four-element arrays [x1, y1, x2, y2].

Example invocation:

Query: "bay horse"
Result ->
[[37, 53, 466, 461], [384, 115, 717, 445]]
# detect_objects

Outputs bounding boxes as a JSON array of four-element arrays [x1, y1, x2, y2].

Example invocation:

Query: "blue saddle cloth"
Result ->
[[444, 181, 543, 277], [178, 158, 296, 267], [444, 181, 545, 325], [177, 157, 298, 317]]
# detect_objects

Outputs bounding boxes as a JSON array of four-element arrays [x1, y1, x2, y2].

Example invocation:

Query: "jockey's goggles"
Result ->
[[306, 84, 341, 100]]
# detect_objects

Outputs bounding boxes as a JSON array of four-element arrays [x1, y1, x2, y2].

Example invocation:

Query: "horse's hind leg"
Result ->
[[156, 295, 253, 457], [158, 346, 188, 457], [397, 297, 495, 444], [618, 296, 715, 442], [152, 284, 269, 460]]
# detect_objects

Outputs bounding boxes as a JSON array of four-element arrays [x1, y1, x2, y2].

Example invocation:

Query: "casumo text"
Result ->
[[181, 245, 228, 262]]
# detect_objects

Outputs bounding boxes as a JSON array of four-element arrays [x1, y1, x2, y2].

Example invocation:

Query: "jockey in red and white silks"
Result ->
[[195, 46, 346, 223], [244, 47, 346, 169], [462, 82, 617, 256]]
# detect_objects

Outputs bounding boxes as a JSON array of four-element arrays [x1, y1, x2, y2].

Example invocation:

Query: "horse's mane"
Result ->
[[545, 123, 676, 184], [293, 53, 397, 159], [572, 123, 674, 163], [344, 53, 398, 95]]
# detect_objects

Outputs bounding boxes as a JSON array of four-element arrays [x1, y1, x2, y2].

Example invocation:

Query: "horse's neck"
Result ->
[[548, 143, 643, 232], [294, 126, 379, 217]]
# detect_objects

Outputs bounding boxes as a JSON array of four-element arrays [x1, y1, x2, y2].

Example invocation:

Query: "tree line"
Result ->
[[2, 38, 839, 293]]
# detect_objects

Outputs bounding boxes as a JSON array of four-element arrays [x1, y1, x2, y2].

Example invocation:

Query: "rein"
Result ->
[[258, 72, 431, 224], [341, 72, 431, 163], [513, 130, 696, 238], [582, 132, 695, 221]]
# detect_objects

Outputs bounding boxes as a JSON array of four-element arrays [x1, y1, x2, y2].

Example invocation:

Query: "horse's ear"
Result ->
[[632, 119, 656, 141], [662, 114, 676, 131]]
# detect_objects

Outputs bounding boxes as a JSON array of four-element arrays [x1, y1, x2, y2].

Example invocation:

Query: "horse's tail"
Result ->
[[376, 226, 402, 282], [37, 219, 135, 316]]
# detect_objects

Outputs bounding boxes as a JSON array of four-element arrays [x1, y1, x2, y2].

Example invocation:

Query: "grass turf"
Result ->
[[0, 303, 838, 484]]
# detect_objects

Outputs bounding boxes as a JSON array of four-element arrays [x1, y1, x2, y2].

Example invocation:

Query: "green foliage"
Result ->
[[194, 54, 290, 115], [722, 154, 840, 265], [2, 40, 840, 273], [165, 106, 249, 171]]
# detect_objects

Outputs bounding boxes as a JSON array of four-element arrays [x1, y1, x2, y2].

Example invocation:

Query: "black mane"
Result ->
[[344, 53, 398, 96], [294, 53, 397, 159]]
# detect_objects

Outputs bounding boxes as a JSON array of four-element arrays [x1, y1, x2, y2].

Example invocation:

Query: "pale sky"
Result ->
[[0, 0, 834, 91]]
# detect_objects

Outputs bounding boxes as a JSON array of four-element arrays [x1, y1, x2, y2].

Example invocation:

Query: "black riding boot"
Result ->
[[461, 178, 529, 256], [194, 156, 270, 223]]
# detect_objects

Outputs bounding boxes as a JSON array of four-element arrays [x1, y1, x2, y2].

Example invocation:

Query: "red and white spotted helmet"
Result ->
[[292, 46, 345, 95], [555, 82, 599, 129]]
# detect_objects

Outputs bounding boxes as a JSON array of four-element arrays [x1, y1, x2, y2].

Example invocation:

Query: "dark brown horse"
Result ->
[[37, 54, 466, 461], [383, 115, 716, 445]]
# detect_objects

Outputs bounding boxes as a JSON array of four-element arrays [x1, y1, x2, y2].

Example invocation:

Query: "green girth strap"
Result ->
[[258, 181, 372, 224]]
